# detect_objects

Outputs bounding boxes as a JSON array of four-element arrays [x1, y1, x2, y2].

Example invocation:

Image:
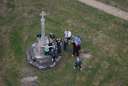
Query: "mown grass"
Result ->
[[0, 0, 128, 86], [97, 0, 128, 12]]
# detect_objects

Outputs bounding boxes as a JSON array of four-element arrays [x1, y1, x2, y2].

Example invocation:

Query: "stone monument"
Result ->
[[27, 11, 62, 70], [27, 11, 53, 69], [33, 11, 48, 59]]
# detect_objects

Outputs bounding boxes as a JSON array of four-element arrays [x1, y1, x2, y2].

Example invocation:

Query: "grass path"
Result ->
[[79, 0, 128, 21]]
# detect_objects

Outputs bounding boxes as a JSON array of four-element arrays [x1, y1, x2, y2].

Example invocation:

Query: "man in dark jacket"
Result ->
[[74, 36, 81, 56]]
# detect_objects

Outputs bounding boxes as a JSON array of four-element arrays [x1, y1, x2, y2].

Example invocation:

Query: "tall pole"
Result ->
[[40, 11, 46, 41]]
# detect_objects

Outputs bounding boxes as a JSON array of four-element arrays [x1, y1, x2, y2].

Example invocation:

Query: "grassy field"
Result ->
[[0, 0, 128, 86], [97, 0, 128, 12]]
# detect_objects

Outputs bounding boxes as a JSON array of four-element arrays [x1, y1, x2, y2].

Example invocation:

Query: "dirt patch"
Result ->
[[20, 65, 38, 86], [80, 49, 92, 60], [21, 76, 38, 86], [80, 53, 92, 59]]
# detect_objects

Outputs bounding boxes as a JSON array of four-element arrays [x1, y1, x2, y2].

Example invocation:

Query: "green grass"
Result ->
[[0, 0, 128, 86], [97, 0, 128, 12]]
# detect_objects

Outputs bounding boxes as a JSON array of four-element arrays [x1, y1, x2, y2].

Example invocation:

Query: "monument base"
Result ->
[[26, 41, 62, 70]]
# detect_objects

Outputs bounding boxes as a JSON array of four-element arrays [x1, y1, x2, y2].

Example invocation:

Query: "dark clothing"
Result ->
[[72, 36, 81, 56], [49, 33, 55, 39], [57, 41, 62, 55], [63, 39, 68, 51], [76, 45, 81, 56], [72, 43, 81, 56], [44, 51, 49, 55], [72, 42, 76, 56], [36, 33, 41, 38], [50, 48, 57, 62], [48, 42, 53, 55], [74, 60, 82, 69], [67, 37, 71, 43]]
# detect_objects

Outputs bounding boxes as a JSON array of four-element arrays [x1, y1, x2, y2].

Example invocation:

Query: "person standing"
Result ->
[[64, 29, 72, 43], [71, 36, 76, 56], [63, 38, 68, 51], [67, 30, 72, 41], [74, 36, 81, 56], [63, 29, 72, 50], [64, 29, 68, 39], [74, 57, 82, 70], [56, 38, 62, 56], [50, 47, 57, 63]]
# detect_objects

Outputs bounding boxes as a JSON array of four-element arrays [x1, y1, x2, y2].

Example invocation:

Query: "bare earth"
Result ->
[[21, 76, 38, 86], [79, 0, 128, 21]]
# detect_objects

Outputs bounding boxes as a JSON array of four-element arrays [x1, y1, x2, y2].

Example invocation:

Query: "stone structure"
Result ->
[[26, 11, 62, 69]]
